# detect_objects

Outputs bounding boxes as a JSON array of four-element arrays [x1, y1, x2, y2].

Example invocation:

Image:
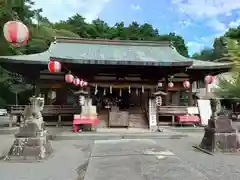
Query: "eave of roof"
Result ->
[[190, 60, 233, 70], [0, 37, 233, 70]]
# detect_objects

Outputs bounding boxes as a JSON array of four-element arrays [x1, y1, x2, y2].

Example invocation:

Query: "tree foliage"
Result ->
[[214, 38, 240, 99]]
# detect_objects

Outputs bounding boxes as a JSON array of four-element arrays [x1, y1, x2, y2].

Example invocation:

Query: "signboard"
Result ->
[[197, 100, 212, 126], [148, 99, 157, 131]]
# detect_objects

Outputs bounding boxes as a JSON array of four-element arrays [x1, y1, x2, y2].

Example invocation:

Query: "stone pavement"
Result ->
[[1, 128, 240, 180], [0, 136, 92, 180], [84, 139, 207, 180]]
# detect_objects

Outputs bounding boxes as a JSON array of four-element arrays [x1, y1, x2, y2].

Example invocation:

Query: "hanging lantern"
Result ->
[[204, 75, 215, 84], [183, 80, 190, 89], [168, 82, 174, 88], [79, 96, 85, 106], [156, 96, 162, 106], [65, 73, 74, 83], [157, 82, 163, 88], [83, 81, 88, 86], [48, 60, 62, 73], [3, 21, 29, 47], [80, 79, 87, 87], [73, 77, 80, 86]]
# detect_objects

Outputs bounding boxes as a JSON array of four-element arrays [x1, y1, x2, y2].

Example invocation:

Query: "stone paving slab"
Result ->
[[55, 132, 187, 141], [91, 139, 165, 157], [85, 139, 208, 180], [0, 139, 92, 180]]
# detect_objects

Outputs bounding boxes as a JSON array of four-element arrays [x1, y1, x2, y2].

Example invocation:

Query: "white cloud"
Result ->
[[130, 4, 141, 11], [187, 41, 205, 54], [34, 0, 112, 22], [208, 19, 227, 33], [172, 0, 240, 18], [179, 19, 191, 28], [229, 19, 240, 28], [172, 0, 240, 32]]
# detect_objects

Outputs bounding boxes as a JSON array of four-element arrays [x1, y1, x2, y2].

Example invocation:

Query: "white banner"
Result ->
[[197, 100, 212, 126]]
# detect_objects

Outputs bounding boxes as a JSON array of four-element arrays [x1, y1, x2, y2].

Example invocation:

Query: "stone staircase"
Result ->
[[98, 109, 109, 128], [128, 107, 148, 128]]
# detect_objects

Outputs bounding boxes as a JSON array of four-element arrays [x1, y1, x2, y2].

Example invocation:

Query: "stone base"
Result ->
[[200, 129, 240, 152], [4, 135, 53, 162]]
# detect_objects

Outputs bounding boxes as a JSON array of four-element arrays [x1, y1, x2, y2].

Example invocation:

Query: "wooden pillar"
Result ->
[[164, 76, 169, 105], [176, 91, 180, 106], [188, 81, 193, 106]]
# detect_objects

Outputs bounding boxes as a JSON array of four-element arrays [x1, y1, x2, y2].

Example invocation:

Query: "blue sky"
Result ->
[[34, 0, 240, 55]]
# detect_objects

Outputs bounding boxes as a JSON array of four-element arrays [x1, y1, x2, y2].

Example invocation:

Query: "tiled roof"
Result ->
[[0, 37, 233, 70]]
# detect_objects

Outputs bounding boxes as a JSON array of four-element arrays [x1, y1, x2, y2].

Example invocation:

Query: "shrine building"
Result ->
[[0, 37, 233, 128]]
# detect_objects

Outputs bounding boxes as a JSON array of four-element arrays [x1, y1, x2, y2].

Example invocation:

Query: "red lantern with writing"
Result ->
[[3, 21, 29, 47], [48, 60, 62, 73], [73, 78, 80, 86], [205, 75, 215, 84], [183, 80, 190, 89], [168, 82, 174, 88], [65, 73, 74, 83]]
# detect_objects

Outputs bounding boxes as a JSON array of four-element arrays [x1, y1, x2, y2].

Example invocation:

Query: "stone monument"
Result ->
[[4, 96, 53, 161], [198, 98, 240, 153]]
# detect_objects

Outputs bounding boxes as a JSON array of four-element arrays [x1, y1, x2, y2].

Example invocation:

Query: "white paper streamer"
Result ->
[[94, 84, 98, 95], [110, 86, 112, 94]]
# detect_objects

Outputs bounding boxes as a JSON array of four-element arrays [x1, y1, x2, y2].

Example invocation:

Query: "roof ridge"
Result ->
[[54, 36, 173, 47]]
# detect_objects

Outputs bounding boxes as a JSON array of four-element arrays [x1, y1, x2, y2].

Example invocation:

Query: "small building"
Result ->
[[0, 37, 233, 128]]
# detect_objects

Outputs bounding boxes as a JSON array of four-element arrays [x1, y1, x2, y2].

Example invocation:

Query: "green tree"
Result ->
[[214, 39, 240, 99]]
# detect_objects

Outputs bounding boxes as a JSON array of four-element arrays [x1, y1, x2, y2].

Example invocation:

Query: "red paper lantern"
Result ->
[[65, 73, 74, 83], [48, 60, 62, 73], [183, 80, 190, 89], [73, 77, 80, 86], [80, 80, 88, 87], [3, 21, 29, 46], [168, 82, 174, 88], [83, 81, 88, 86], [204, 75, 215, 84]]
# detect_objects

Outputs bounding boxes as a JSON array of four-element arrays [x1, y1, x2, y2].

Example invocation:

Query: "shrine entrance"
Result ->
[[90, 86, 149, 128]]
